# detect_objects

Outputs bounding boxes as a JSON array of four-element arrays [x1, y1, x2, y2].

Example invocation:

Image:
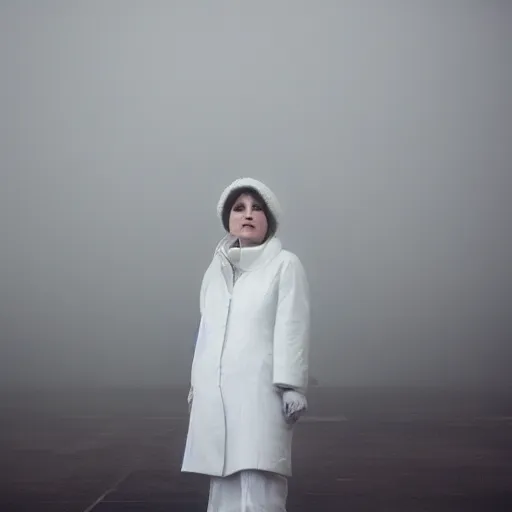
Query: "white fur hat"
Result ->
[[217, 177, 282, 232]]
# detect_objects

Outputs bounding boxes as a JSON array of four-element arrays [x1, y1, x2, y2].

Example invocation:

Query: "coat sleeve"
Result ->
[[191, 261, 213, 384], [199, 258, 216, 315], [199, 269, 208, 317], [272, 255, 310, 394]]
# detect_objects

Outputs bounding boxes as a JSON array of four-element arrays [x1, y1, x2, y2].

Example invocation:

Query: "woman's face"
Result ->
[[228, 193, 268, 246]]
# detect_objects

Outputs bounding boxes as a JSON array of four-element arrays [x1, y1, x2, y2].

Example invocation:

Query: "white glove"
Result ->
[[282, 390, 307, 424], [187, 387, 193, 413]]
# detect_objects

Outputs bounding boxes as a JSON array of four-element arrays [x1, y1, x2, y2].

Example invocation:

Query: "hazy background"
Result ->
[[1, 1, 511, 389]]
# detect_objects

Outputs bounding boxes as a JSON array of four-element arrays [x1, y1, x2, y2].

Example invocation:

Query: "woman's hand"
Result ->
[[282, 389, 307, 424]]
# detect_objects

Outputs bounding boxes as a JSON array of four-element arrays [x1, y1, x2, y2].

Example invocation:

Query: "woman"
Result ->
[[182, 177, 310, 512]]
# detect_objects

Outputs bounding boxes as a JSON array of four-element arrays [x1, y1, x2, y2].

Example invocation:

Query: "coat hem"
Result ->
[[181, 467, 292, 478]]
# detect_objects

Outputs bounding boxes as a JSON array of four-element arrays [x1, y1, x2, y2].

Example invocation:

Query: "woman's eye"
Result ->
[[252, 204, 262, 211]]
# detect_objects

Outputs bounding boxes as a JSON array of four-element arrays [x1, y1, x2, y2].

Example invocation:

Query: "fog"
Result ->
[[1, 2, 511, 389]]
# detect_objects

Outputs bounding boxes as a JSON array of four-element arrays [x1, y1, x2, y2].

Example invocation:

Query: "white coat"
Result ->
[[181, 234, 310, 478]]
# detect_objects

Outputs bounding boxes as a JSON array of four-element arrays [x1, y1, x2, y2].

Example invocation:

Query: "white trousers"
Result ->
[[207, 470, 288, 512]]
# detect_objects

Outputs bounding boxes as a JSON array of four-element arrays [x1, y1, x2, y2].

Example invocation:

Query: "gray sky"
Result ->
[[1, 1, 511, 388]]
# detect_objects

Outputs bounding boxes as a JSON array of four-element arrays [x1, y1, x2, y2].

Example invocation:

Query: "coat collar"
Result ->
[[215, 234, 282, 272]]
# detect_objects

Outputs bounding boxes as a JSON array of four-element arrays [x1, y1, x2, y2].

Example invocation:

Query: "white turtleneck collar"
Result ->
[[227, 242, 268, 272], [216, 234, 282, 272]]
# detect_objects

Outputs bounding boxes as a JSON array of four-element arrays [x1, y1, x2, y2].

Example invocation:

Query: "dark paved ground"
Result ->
[[1, 387, 511, 511]]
